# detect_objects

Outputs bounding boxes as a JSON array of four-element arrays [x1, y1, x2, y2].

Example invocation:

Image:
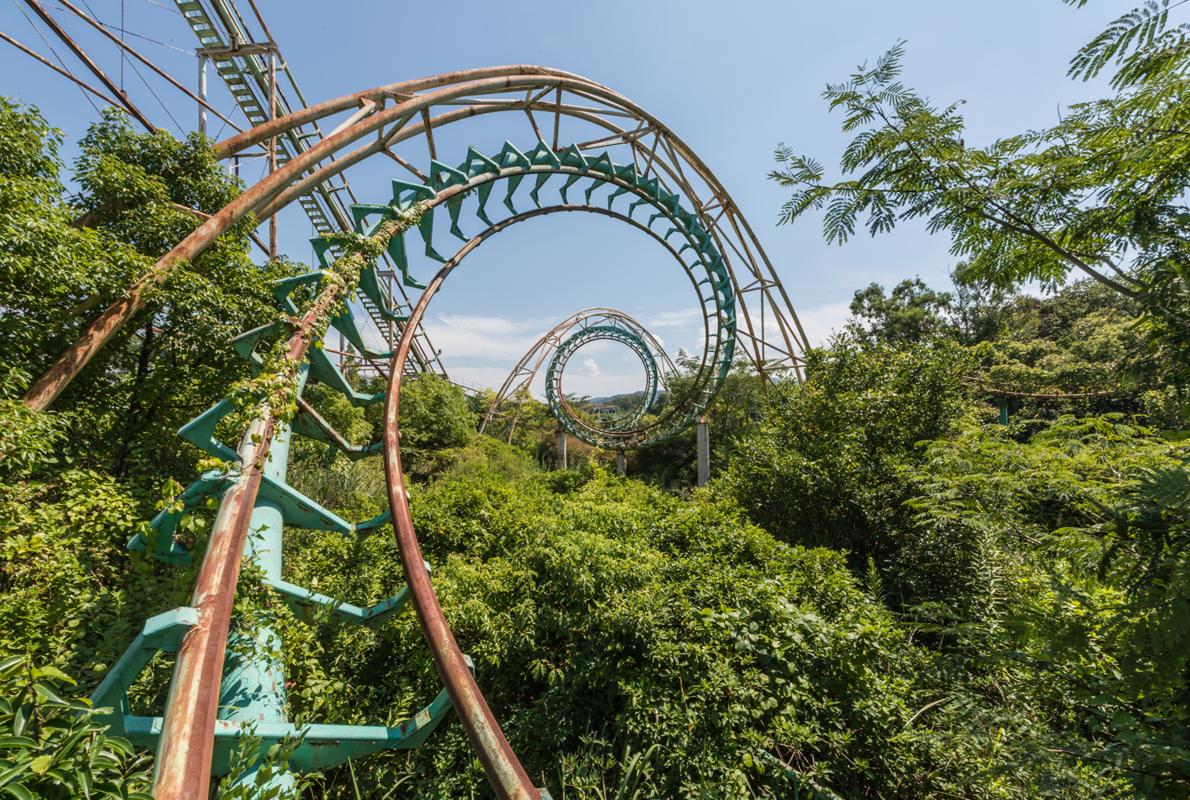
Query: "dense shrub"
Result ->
[[2, 87, 1185, 800], [396, 374, 478, 479], [716, 338, 974, 578], [0, 655, 151, 799], [279, 452, 1135, 798]]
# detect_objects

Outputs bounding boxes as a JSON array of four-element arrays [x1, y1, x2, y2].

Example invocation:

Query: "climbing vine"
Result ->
[[226, 208, 422, 430]]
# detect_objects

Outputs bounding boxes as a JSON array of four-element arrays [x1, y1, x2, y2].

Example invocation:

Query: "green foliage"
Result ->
[[717, 338, 974, 569], [951, 278, 1183, 426], [0, 97, 59, 188], [0, 398, 193, 683], [838, 272, 1185, 427], [709, 310, 1188, 796], [846, 277, 954, 345], [397, 374, 477, 479], [0, 388, 63, 478], [902, 416, 1190, 796], [1066, 0, 1189, 89], [73, 109, 248, 262], [0, 655, 152, 799], [0, 99, 287, 485], [633, 359, 767, 489], [285, 460, 1049, 799], [2, 29, 1187, 798], [754, 8, 1190, 792], [0, 102, 150, 390], [770, 4, 1190, 359], [0, 98, 279, 789]]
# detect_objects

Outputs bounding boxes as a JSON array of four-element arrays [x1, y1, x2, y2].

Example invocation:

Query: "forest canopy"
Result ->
[[0, 1, 1187, 798]]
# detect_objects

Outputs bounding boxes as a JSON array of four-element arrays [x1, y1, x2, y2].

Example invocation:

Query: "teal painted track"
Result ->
[[545, 323, 664, 447], [339, 140, 736, 448], [103, 139, 735, 780]]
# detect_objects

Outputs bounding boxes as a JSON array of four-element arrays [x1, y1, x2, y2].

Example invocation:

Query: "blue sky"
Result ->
[[1, 1, 1117, 394]]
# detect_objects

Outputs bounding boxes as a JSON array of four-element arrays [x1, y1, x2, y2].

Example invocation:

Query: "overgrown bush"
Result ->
[[716, 337, 974, 579], [0, 655, 152, 799]]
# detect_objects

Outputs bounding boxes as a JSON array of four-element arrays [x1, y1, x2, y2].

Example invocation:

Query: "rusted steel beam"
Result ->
[[382, 232, 540, 800], [153, 241, 382, 799], [377, 208, 713, 796], [257, 99, 656, 222], [152, 415, 272, 800], [25, 65, 809, 414], [20, 0, 156, 131], [213, 65, 602, 158], [168, 203, 270, 256], [23, 74, 611, 411], [51, 0, 244, 134], [381, 147, 428, 181], [480, 306, 676, 440]]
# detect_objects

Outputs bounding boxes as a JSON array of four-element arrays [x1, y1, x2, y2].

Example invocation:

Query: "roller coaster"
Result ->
[[481, 309, 678, 449], [17, 47, 810, 800]]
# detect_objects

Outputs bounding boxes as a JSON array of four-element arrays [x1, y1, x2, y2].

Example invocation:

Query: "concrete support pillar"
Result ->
[[696, 415, 710, 487], [615, 450, 626, 476], [197, 54, 207, 136], [556, 428, 568, 470]]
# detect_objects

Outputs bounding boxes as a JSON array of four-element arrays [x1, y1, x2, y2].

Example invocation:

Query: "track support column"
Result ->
[[696, 415, 709, 486], [197, 53, 207, 136], [556, 428, 568, 470], [615, 451, 626, 475], [219, 421, 294, 793]]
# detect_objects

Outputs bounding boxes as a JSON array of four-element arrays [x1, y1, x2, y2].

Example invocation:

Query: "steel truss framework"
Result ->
[[342, 135, 743, 448], [480, 309, 677, 447], [24, 66, 814, 800], [24, 65, 810, 411], [547, 324, 664, 445]]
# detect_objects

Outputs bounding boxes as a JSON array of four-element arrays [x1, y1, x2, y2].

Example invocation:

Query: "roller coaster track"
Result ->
[[24, 66, 813, 799], [481, 308, 677, 446]]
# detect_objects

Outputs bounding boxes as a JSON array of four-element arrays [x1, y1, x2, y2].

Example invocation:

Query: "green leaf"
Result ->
[[0, 739, 35, 750], [31, 666, 75, 686], [32, 684, 67, 707]]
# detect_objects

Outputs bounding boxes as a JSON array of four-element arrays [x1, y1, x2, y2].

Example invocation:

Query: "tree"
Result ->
[[397, 373, 477, 479], [633, 355, 767, 488], [847, 276, 953, 345], [717, 338, 974, 573], [0, 101, 284, 483], [949, 262, 1016, 345], [770, 3, 1190, 358]]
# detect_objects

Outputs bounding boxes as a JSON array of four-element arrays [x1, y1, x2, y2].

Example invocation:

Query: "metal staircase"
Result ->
[[173, 0, 444, 377]]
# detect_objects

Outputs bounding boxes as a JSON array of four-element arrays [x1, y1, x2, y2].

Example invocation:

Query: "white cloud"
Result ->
[[348, 303, 855, 397], [794, 302, 852, 347], [646, 308, 701, 328], [419, 313, 547, 361]]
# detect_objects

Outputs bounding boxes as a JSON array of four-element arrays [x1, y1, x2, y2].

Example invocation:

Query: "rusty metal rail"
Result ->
[[23, 65, 809, 412], [152, 237, 389, 799], [24, 64, 813, 798], [382, 234, 540, 800]]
